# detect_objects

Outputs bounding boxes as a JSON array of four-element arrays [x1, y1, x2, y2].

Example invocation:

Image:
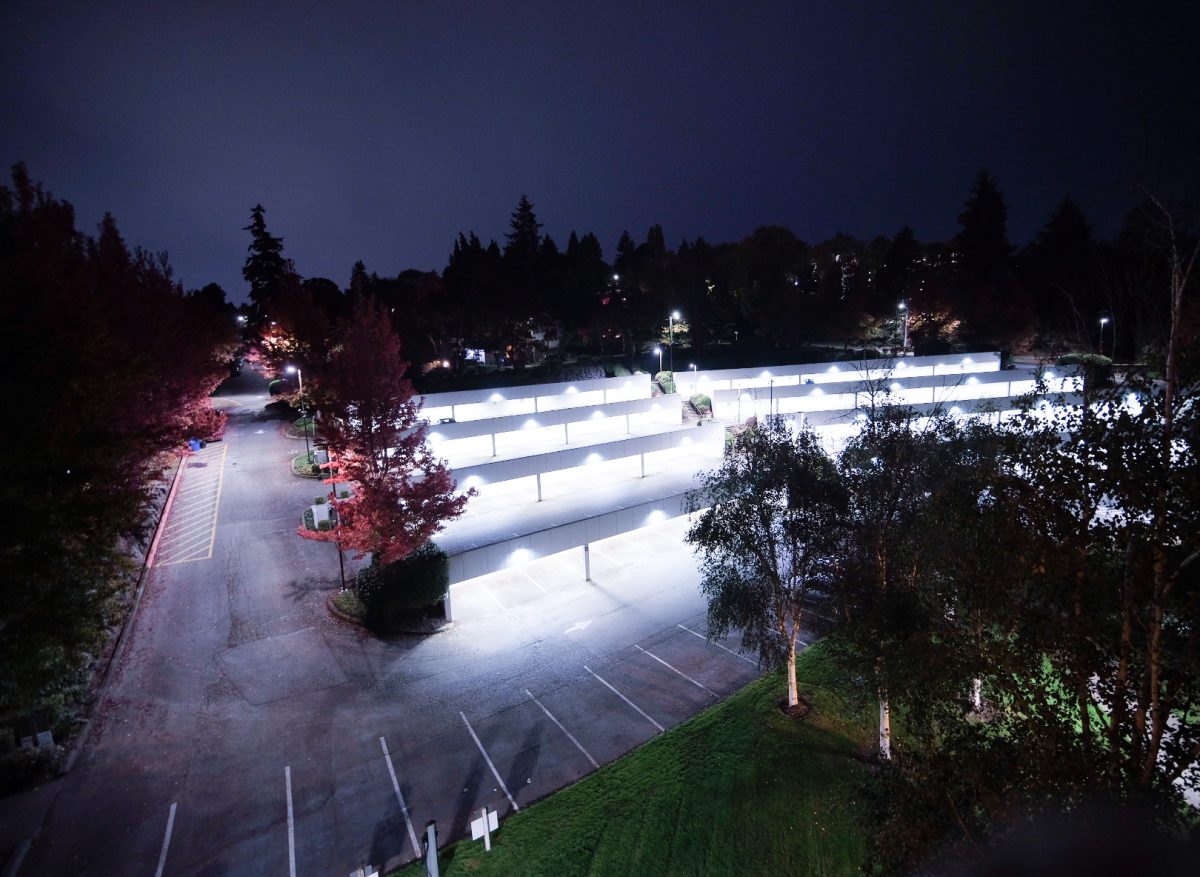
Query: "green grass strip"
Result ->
[[391, 642, 870, 876]]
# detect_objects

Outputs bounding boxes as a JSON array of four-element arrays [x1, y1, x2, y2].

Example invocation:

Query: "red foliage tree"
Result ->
[[298, 297, 470, 565]]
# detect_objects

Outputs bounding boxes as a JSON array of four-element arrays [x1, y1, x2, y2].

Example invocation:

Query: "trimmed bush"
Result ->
[[268, 379, 286, 396], [314, 495, 326, 504], [610, 363, 631, 377], [355, 542, 449, 629], [690, 393, 712, 415], [317, 520, 332, 532], [1056, 353, 1113, 389], [303, 508, 315, 531], [656, 370, 676, 395]]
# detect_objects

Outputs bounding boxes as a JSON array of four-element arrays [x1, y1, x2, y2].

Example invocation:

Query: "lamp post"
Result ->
[[689, 363, 697, 395], [668, 311, 681, 373], [654, 346, 662, 372], [897, 301, 909, 351], [1099, 316, 1110, 356], [286, 366, 311, 460]]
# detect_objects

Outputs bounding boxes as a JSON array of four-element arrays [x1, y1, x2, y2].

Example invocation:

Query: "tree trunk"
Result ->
[[786, 638, 799, 708], [879, 696, 892, 760], [972, 678, 982, 711]]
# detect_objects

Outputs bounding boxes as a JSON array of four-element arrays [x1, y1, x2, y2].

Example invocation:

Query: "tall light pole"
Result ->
[[668, 310, 681, 373], [1099, 316, 1110, 356], [286, 366, 310, 459], [897, 301, 909, 351], [654, 346, 662, 372]]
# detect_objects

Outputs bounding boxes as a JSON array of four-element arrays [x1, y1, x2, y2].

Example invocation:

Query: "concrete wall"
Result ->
[[420, 373, 652, 422]]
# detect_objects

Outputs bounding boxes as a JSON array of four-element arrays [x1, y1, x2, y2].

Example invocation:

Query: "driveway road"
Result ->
[[17, 372, 789, 876]]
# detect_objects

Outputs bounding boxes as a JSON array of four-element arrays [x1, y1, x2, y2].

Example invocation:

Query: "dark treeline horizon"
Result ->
[[229, 166, 1194, 372]]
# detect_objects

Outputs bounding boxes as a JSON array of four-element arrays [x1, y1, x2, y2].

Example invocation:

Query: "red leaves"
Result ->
[[305, 298, 471, 565]]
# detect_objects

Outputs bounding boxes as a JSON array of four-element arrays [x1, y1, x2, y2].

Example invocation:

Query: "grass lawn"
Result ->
[[391, 641, 873, 876]]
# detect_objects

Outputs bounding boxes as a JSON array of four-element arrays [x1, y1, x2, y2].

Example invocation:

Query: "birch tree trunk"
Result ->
[[879, 696, 892, 759]]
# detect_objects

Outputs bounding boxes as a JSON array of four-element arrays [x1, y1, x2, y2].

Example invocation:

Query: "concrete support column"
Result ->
[[536, 472, 543, 502], [640, 452, 645, 478], [491, 432, 497, 457], [626, 413, 631, 434], [450, 404, 456, 421], [584, 543, 591, 582], [564, 423, 569, 444]]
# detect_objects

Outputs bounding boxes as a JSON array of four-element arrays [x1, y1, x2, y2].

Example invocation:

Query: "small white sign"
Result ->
[[470, 808, 499, 851]]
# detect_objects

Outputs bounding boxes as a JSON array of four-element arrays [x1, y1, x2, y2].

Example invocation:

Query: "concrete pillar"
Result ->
[[536, 472, 543, 502], [491, 432, 497, 457], [640, 453, 645, 478], [584, 543, 591, 582], [564, 423, 569, 445], [626, 413, 631, 434]]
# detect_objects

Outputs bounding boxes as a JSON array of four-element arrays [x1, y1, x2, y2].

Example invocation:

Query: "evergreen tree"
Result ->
[[955, 171, 1013, 285], [242, 204, 291, 322], [503, 194, 542, 260]]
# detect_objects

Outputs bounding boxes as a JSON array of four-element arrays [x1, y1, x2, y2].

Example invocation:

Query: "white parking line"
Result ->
[[460, 712, 520, 811], [634, 644, 718, 697], [517, 568, 550, 594], [584, 665, 664, 733], [285, 765, 296, 877], [525, 689, 599, 769], [379, 736, 421, 857], [153, 802, 177, 877], [480, 581, 507, 612], [677, 624, 758, 665]]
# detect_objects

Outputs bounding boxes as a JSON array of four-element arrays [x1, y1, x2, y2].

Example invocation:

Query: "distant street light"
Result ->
[[654, 346, 662, 372], [897, 301, 909, 351], [285, 364, 303, 393], [689, 362, 697, 393], [1099, 316, 1110, 356], [669, 310, 681, 372], [236, 314, 247, 325]]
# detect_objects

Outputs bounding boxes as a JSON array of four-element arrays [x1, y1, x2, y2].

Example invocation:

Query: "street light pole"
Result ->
[[898, 302, 909, 351], [654, 346, 662, 372], [1099, 316, 1110, 356], [669, 310, 680, 373]]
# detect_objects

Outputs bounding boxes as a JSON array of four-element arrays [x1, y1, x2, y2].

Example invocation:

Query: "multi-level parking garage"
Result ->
[[423, 354, 1079, 618]]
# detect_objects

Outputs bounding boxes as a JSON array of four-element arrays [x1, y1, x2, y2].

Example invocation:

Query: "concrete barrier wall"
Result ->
[[711, 367, 1081, 418], [425, 395, 680, 442], [445, 490, 691, 585], [420, 373, 651, 422], [451, 420, 724, 489]]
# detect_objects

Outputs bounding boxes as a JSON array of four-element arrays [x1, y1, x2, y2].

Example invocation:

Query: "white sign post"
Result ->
[[470, 807, 499, 852]]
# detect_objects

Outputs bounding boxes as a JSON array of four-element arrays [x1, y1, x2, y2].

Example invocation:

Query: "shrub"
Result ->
[[268, 379, 286, 396], [314, 495, 326, 504], [1056, 353, 1113, 390], [533, 361, 606, 384], [690, 393, 712, 415], [303, 508, 315, 530], [610, 363, 631, 377], [656, 371, 676, 395], [317, 520, 332, 532], [338, 490, 350, 499], [331, 588, 367, 620], [310, 464, 321, 476], [355, 542, 449, 628]]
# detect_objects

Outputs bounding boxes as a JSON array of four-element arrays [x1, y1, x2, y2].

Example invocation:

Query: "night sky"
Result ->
[[3, 1, 1197, 302]]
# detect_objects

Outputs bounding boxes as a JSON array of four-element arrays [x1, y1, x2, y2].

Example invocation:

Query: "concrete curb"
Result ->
[[324, 594, 454, 636]]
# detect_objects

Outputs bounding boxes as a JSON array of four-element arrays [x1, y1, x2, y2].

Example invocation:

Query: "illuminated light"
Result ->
[[651, 402, 661, 410], [489, 392, 504, 402], [591, 409, 606, 419], [645, 509, 667, 525], [855, 412, 868, 422], [811, 387, 825, 396], [949, 406, 963, 416], [442, 360, 450, 368], [967, 376, 980, 385], [461, 475, 485, 491], [760, 370, 772, 379], [1044, 369, 1055, 379], [740, 392, 753, 402], [699, 375, 709, 384], [566, 386, 578, 394], [890, 382, 903, 392], [586, 453, 603, 465], [962, 356, 973, 365], [896, 361, 907, 369], [623, 380, 632, 388], [428, 432, 443, 443], [681, 436, 692, 445], [828, 365, 840, 373], [507, 548, 534, 566], [522, 419, 539, 429]]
